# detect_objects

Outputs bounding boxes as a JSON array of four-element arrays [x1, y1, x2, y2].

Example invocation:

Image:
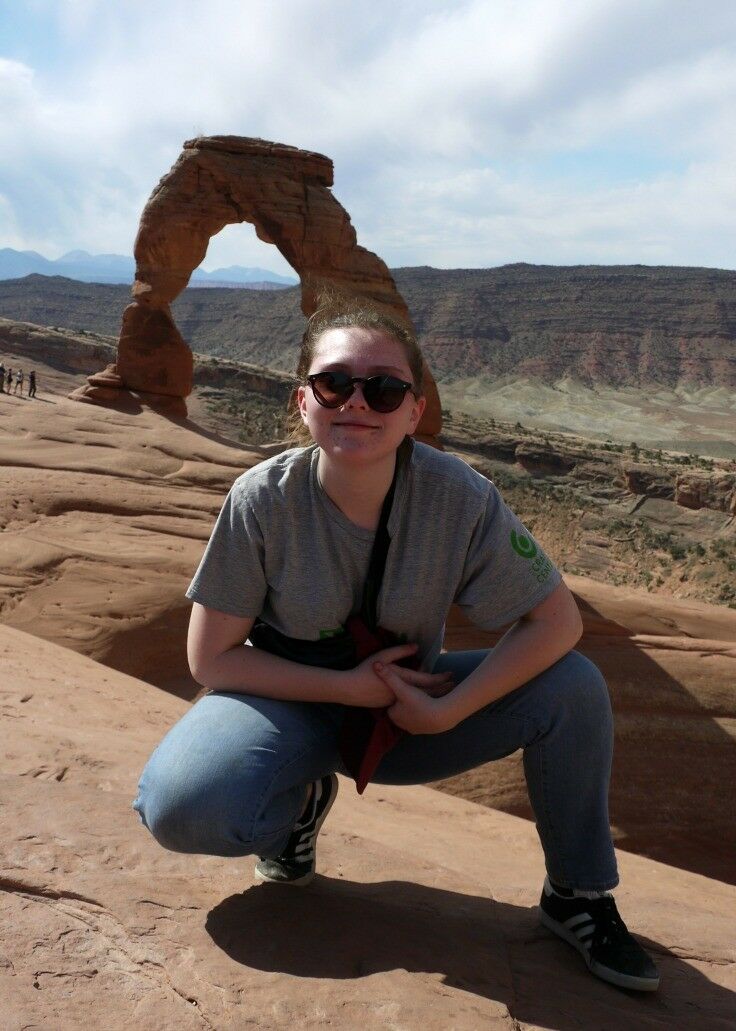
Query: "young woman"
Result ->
[[134, 302, 659, 992]]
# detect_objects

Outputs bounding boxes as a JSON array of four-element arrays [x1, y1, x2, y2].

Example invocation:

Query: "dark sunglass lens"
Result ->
[[312, 371, 353, 407], [364, 375, 409, 413]]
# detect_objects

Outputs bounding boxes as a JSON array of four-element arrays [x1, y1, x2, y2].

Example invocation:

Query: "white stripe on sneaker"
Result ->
[[574, 922, 595, 941], [563, 912, 593, 931]]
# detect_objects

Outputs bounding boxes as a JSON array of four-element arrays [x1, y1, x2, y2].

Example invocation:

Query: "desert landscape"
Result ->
[[0, 131, 734, 1028], [4, 1, 736, 1023]]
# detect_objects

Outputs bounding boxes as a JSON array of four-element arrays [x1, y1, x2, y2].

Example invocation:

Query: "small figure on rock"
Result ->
[[0, 362, 5, 393], [13, 368, 23, 395], [134, 298, 659, 995], [6, 367, 13, 393], [28, 370, 37, 398]]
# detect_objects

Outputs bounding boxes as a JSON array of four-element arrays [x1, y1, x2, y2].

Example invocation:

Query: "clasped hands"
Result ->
[[345, 643, 457, 735]]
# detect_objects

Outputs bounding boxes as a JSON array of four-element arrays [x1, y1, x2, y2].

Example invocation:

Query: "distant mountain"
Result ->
[[0, 248, 297, 288], [0, 249, 56, 279], [200, 265, 296, 286], [1, 265, 734, 392]]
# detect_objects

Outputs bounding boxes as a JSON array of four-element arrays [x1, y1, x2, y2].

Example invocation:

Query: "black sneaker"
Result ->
[[254, 774, 338, 886], [539, 879, 660, 991]]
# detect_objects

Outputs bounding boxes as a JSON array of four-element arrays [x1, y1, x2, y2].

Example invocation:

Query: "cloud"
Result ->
[[0, 0, 735, 271]]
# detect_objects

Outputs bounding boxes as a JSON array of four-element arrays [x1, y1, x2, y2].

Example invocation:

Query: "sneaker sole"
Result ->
[[539, 909, 660, 992], [254, 773, 339, 887], [253, 866, 316, 886]]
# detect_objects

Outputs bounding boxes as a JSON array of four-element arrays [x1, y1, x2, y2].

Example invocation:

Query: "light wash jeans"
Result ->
[[133, 649, 618, 892]]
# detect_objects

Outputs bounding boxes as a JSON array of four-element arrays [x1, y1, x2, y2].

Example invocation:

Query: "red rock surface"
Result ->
[[2, 625, 735, 1029], [71, 135, 441, 440], [675, 471, 736, 514], [1, 367, 736, 1025]]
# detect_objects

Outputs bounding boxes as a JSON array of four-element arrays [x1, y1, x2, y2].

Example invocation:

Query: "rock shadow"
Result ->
[[442, 597, 736, 887], [207, 878, 734, 1029]]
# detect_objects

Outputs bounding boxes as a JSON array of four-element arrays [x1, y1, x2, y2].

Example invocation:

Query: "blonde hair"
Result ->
[[288, 294, 425, 445]]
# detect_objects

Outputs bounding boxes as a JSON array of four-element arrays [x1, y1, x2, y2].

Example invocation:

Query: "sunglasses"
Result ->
[[306, 371, 415, 413]]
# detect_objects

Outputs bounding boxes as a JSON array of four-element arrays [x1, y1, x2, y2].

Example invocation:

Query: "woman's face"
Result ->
[[297, 326, 426, 466]]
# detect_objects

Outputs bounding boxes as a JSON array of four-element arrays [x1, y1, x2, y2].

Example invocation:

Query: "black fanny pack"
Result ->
[[248, 619, 358, 670]]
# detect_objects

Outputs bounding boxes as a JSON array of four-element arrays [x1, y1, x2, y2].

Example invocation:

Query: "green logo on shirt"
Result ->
[[510, 530, 552, 583], [319, 627, 344, 639], [510, 530, 538, 559]]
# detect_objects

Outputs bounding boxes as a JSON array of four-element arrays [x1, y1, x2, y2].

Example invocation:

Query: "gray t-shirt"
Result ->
[[186, 440, 562, 671]]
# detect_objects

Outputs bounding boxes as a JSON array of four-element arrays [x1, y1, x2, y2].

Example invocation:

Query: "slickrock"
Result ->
[[70, 135, 441, 440], [2, 624, 735, 1029], [1, 381, 735, 888]]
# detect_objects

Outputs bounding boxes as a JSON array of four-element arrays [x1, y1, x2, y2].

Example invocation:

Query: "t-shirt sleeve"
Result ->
[[185, 481, 268, 618], [454, 482, 562, 629]]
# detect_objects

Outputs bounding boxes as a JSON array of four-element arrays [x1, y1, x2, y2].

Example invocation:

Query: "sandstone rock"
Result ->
[[515, 442, 576, 475], [444, 577, 736, 885], [2, 386, 735, 888], [3, 363, 736, 1025], [86, 363, 124, 388], [71, 135, 441, 440], [2, 624, 735, 1029], [675, 471, 736, 514], [116, 301, 194, 397], [622, 462, 676, 499]]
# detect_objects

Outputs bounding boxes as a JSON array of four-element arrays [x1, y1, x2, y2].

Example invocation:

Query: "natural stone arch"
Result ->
[[72, 135, 441, 440]]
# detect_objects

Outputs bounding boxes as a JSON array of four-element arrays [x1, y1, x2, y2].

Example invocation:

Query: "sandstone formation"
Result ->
[[70, 136, 441, 438], [675, 471, 736, 515], [1, 376, 735, 887], [2, 351, 736, 1025], [2, 624, 735, 1029]]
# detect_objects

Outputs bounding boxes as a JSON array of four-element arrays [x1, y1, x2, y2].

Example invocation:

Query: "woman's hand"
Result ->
[[342, 644, 454, 709], [373, 660, 457, 734]]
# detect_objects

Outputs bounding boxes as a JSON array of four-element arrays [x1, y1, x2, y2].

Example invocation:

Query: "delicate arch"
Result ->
[[72, 135, 441, 438]]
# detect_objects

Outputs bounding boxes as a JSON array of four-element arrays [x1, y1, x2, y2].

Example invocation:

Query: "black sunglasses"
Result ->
[[306, 371, 415, 413]]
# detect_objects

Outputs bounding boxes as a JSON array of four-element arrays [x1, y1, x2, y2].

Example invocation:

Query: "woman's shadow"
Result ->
[[206, 877, 733, 1028]]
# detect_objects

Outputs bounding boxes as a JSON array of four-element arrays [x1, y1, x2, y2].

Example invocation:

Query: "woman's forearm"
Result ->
[[194, 644, 345, 704], [438, 609, 583, 728]]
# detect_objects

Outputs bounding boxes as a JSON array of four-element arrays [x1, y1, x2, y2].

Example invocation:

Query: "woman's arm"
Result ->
[[375, 579, 583, 733], [187, 603, 452, 707]]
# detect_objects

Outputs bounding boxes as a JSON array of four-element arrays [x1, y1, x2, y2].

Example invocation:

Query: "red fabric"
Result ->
[[338, 616, 420, 794]]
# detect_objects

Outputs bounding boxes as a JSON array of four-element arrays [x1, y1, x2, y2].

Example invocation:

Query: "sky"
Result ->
[[1, 0, 735, 276]]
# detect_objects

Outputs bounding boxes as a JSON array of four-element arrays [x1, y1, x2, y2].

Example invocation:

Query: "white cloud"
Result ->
[[0, 0, 735, 272]]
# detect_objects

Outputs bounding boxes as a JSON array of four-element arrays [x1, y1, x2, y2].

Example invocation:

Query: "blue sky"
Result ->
[[1, 0, 735, 275]]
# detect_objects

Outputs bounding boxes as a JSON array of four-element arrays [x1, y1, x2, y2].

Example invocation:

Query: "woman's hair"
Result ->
[[288, 293, 425, 445]]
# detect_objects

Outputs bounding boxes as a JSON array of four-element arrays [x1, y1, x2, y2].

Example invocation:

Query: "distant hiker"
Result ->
[[13, 369, 23, 395], [0, 363, 5, 392], [134, 297, 659, 994], [28, 370, 37, 398], [6, 368, 12, 392]]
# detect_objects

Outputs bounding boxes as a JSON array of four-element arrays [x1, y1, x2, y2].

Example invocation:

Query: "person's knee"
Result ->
[[134, 764, 257, 856], [554, 649, 612, 725]]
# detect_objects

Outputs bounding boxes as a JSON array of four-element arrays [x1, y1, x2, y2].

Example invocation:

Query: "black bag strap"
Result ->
[[360, 437, 411, 630]]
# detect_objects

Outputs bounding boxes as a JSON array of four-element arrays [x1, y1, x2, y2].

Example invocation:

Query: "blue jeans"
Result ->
[[133, 649, 618, 892]]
